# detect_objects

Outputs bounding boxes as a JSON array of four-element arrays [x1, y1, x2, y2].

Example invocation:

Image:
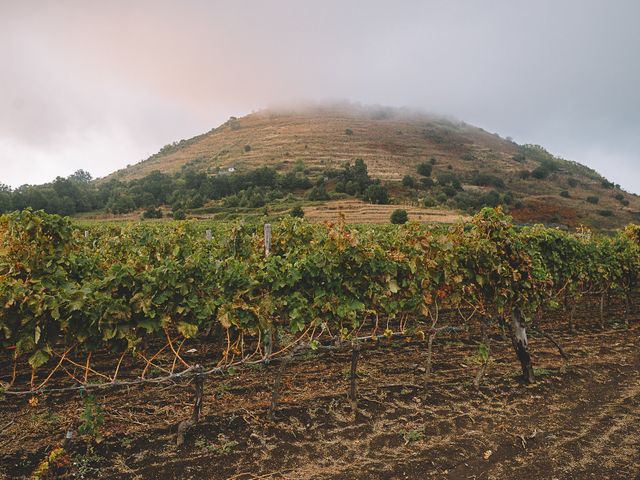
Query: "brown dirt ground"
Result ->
[[1, 302, 639, 480]]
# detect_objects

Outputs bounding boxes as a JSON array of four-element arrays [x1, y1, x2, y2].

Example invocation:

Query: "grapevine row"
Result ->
[[0, 208, 638, 391]]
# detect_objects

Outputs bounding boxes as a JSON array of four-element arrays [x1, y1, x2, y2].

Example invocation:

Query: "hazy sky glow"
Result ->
[[1, 1, 639, 192]]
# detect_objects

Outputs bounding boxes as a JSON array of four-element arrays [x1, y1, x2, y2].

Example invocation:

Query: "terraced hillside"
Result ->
[[105, 104, 640, 228]]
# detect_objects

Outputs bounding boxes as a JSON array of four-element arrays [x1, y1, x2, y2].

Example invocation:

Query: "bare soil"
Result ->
[[1, 310, 639, 479]]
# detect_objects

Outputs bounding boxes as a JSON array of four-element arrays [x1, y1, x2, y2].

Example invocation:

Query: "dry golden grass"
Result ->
[[303, 199, 468, 224], [106, 105, 519, 183]]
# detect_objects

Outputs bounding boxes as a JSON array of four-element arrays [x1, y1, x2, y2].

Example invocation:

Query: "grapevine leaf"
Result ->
[[177, 322, 198, 338], [28, 349, 50, 369]]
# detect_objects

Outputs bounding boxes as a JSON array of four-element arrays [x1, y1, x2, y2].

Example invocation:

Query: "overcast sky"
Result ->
[[1, 1, 639, 192]]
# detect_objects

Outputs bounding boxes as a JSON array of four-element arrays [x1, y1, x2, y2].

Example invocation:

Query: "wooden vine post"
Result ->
[[264, 223, 271, 257]]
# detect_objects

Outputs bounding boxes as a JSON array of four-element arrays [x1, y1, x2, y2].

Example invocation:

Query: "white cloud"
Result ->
[[1, 0, 639, 192]]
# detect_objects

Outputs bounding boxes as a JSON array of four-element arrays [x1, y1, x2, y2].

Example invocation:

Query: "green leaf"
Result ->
[[478, 343, 490, 362], [138, 319, 159, 333], [28, 349, 50, 369], [177, 322, 198, 338]]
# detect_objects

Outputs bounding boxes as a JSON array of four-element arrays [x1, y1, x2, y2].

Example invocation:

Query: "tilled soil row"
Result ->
[[1, 315, 639, 479]]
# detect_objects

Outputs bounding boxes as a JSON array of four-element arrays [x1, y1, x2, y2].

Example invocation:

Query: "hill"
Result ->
[[3, 104, 638, 228], [103, 104, 640, 228]]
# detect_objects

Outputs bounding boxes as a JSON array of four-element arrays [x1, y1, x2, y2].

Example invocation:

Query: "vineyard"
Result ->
[[1, 208, 640, 479]]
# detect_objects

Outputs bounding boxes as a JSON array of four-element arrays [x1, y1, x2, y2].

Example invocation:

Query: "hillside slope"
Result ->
[[106, 104, 640, 228]]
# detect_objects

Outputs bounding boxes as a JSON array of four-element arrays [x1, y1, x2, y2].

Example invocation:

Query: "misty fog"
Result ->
[[1, 0, 639, 192]]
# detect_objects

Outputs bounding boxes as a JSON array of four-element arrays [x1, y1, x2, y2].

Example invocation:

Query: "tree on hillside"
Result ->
[[335, 158, 373, 195], [390, 209, 408, 224], [290, 205, 305, 218], [402, 175, 415, 188], [68, 169, 93, 183], [417, 162, 433, 177], [363, 183, 390, 204], [108, 192, 136, 214], [142, 207, 163, 219], [0, 188, 12, 213], [172, 209, 186, 220], [307, 185, 330, 201]]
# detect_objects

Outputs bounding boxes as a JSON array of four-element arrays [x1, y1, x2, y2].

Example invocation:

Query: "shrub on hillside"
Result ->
[[390, 209, 408, 224], [420, 177, 434, 188], [470, 172, 505, 189], [586, 196, 600, 204], [172, 209, 186, 220], [442, 185, 458, 197], [290, 205, 305, 218], [502, 191, 514, 205], [307, 186, 330, 201], [363, 184, 390, 204], [531, 166, 550, 179], [142, 207, 163, 219], [437, 172, 462, 190], [417, 162, 433, 177], [402, 175, 416, 188], [423, 196, 437, 207], [453, 190, 501, 211]]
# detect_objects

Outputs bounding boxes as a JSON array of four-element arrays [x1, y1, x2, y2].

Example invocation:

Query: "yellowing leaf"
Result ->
[[218, 312, 232, 329], [177, 322, 198, 338]]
